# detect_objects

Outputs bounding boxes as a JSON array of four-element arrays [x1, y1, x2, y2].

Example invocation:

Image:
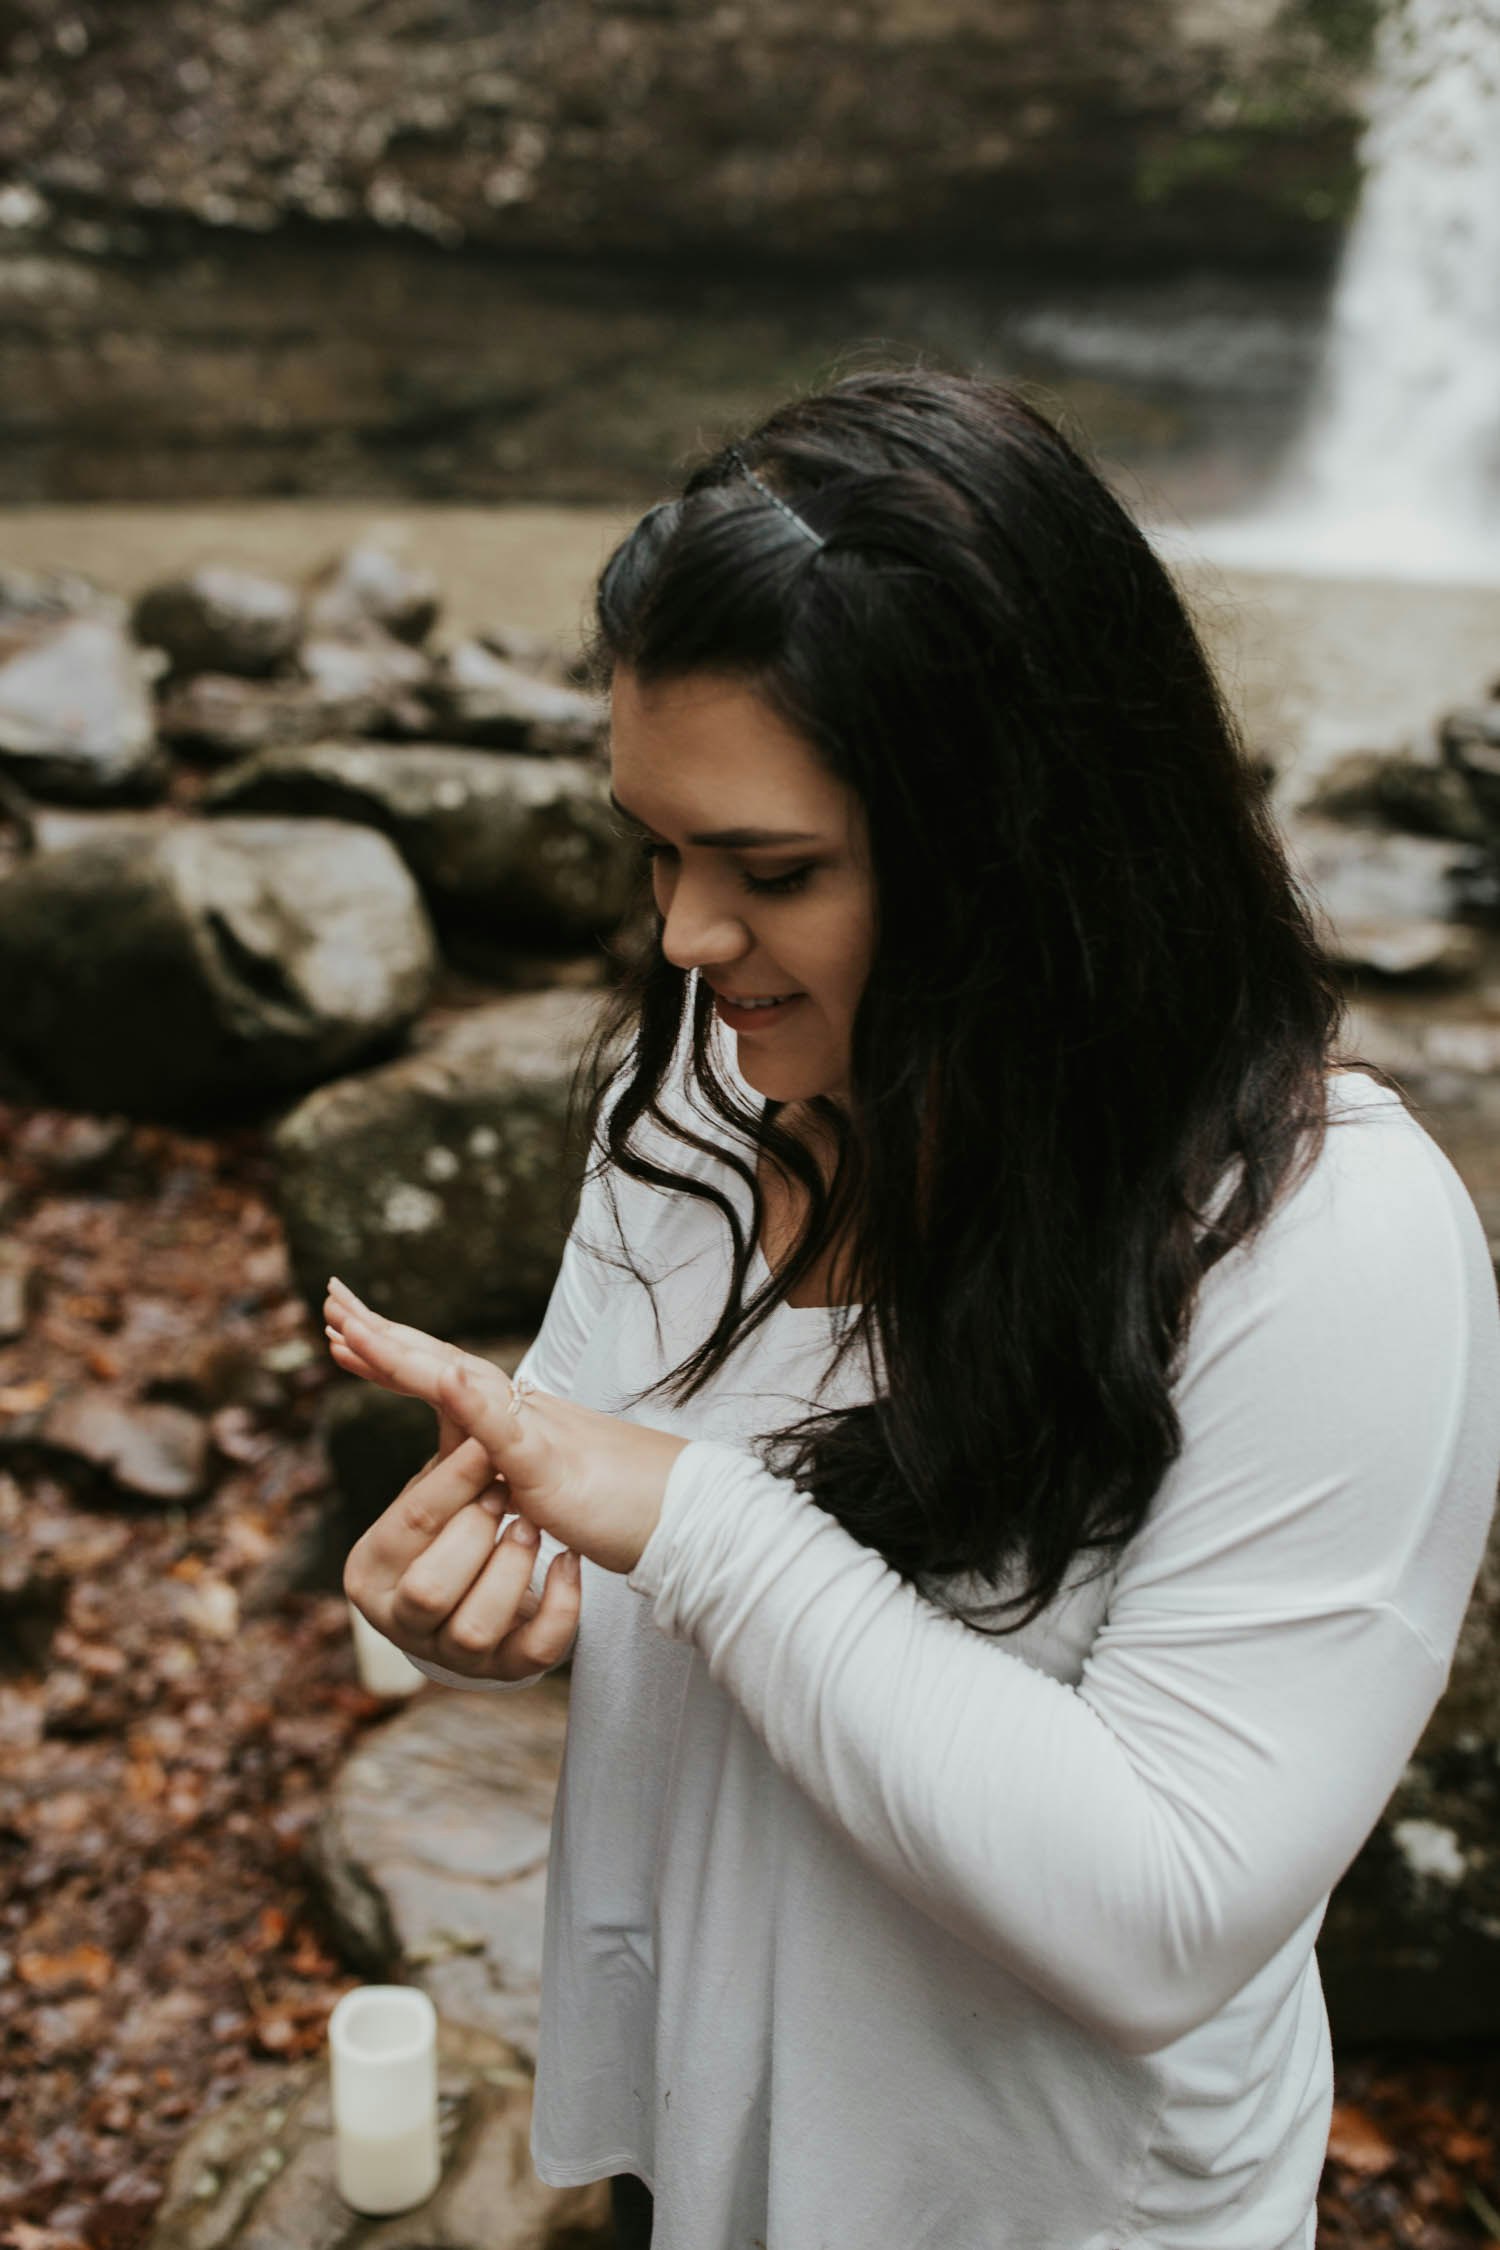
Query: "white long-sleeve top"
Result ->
[[412, 1013, 1500, 2250]]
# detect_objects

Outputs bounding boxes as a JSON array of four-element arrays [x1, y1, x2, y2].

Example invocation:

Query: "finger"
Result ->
[[396, 1509, 538, 1650], [489, 1544, 582, 1680], [324, 1282, 478, 1375], [360, 1434, 504, 1581], [430, 1515, 548, 1668]]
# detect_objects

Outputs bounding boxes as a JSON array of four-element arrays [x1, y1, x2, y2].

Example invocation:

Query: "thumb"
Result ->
[[436, 1362, 555, 1513]]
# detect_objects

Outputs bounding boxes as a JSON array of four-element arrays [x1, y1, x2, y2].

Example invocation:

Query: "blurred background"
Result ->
[[2, 3, 1499, 2246]]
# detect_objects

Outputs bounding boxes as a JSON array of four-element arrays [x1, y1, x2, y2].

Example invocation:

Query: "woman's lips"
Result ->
[[712, 991, 805, 1031]]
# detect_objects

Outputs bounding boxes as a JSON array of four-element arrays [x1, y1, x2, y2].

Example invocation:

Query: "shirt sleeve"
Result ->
[[626, 1099, 1500, 2053], [407, 1111, 621, 1695]]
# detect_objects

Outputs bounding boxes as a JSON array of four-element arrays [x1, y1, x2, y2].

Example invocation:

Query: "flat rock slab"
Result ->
[[307, 1677, 570, 2065], [147, 2014, 610, 2250]]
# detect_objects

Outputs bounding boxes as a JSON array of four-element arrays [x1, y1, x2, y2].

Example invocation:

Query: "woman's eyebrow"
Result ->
[[607, 787, 821, 848]]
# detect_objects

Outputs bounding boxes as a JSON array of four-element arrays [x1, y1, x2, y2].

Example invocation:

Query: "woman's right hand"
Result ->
[[343, 1429, 583, 1683]]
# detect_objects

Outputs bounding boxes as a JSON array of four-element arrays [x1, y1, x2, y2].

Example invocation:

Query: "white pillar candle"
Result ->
[[347, 1597, 427, 1697], [328, 1984, 442, 2214]]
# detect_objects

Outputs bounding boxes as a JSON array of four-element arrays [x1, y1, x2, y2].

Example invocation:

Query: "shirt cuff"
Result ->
[[626, 1434, 749, 1610]]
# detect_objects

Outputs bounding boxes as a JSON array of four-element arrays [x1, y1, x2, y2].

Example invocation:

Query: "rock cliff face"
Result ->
[[2, 0, 1376, 264], [0, 0, 1379, 500]]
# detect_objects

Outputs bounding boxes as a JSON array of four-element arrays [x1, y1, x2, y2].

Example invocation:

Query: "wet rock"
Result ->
[[320, 1343, 529, 1549], [1283, 817, 1490, 980], [203, 743, 637, 943], [1322, 1739, 1500, 2044], [306, 1678, 569, 2064], [0, 1239, 39, 1340], [1300, 749, 1491, 847], [145, 2013, 609, 2250], [5, 1386, 212, 1506], [0, 815, 438, 1119], [423, 641, 604, 755], [306, 545, 441, 648], [134, 567, 303, 679], [272, 986, 609, 1337], [0, 615, 165, 802]]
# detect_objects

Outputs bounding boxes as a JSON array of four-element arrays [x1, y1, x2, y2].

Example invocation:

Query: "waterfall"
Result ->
[[1170, 0, 1500, 581]]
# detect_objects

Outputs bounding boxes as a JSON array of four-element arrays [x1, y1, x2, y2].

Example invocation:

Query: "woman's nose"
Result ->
[[658, 879, 750, 974]]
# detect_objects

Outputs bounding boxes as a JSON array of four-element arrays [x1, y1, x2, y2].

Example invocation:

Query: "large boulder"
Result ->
[[306, 1678, 570, 2064], [0, 814, 438, 1118], [203, 743, 637, 942], [271, 986, 612, 1336], [0, 614, 165, 802]]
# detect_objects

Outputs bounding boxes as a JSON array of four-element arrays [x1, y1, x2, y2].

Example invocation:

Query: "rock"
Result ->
[[0, 615, 165, 802], [1441, 704, 1500, 837], [306, 546, 442, 647], [0, 564, 120, 624], [422, 643, 604, 756], [0, 815, 438, 1119], [1300, 749, 1492, 847], [306, 1678, 569, 2064], [477, 624, 586, 692], [320, 1351, 531, 1550], [271, 987, 609, 1337], [155, 657, 425, 765], [3, 1386, 212, 1506], [0, 1239, 39, 1340], [202, 743, 637, 943], [133, 567, 303, 679], [299, 635, 432, 734], [1283, 817, 1491, 980], [145, 2013, 610, 2250], [1321, 1739, 1500, 2045], [0, 1546, 68, 1669]]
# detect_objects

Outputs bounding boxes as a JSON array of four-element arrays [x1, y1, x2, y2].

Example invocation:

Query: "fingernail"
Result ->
[[479, 1492, 507, 1518], [562, 1549, 581, 1580], [510, 1516, 539, 1547]]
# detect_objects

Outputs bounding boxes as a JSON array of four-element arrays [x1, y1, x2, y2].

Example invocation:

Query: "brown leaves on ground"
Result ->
[[1320, 2061, 1500, 2246], [0, 1102, 389, 2244]]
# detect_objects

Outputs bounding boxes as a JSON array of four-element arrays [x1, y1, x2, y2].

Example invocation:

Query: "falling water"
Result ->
[[1167, 0, 1500, 581]]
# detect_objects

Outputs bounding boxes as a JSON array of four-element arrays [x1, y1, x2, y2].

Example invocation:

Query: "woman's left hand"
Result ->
[[323, 1278, 690, 1575]]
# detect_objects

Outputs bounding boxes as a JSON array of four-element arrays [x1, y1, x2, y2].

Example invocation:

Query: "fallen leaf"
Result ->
[[17, 1943, 115, 1995], [1327, 2100, 1399, 2177]]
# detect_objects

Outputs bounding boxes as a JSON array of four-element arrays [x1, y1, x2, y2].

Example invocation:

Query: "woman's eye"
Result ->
[[741, 865, 814, 897], [636, 840, 813, 899]]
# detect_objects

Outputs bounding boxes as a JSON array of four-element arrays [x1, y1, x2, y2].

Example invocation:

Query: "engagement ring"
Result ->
[[506, 1373, 539, 1419]]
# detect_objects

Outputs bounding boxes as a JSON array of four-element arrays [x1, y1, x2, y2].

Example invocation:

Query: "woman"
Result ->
[[331, 369, 1500, 2250]]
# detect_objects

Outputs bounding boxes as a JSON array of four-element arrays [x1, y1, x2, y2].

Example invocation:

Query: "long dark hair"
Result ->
[[566, 365, 1366, 1632]]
